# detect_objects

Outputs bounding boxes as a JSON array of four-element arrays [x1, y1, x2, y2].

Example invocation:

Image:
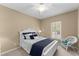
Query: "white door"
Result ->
[[51, 21, 62, 39]]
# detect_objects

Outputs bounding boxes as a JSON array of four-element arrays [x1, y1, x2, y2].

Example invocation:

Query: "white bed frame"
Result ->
[[20, 28, 58, 56]]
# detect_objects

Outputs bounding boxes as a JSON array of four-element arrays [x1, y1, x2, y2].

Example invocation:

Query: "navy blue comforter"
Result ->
[[30, 39, 53, 56]]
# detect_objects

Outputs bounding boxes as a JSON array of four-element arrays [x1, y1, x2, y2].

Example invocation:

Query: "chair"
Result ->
[[62, 36, 78, 51]]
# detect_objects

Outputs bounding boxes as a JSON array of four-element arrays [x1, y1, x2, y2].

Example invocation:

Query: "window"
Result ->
[[51, 21, 62, 39]]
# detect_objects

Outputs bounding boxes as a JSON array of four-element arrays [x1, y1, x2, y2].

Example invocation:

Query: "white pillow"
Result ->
[[25, 34, 32, 39]]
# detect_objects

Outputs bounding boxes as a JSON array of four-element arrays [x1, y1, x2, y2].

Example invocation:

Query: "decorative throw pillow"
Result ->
[[62, 40, 68, 45], [30, 35, 34, 39], [22, 33, 31, 39], [22, 33, 27, 39]]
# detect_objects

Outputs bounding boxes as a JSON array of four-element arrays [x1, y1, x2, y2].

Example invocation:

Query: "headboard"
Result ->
[[20, 28, 38, 40]]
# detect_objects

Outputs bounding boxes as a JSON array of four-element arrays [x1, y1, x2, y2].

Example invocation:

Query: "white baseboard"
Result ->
[[1, 47, 20, 55]]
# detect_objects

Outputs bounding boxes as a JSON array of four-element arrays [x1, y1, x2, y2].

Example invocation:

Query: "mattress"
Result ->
[[22, 36, 46, 53]]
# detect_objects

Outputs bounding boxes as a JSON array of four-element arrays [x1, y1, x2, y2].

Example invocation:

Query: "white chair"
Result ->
[[62, 36, 78, 51]]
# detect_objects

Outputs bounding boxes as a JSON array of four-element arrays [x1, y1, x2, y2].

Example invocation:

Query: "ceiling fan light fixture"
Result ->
[[38, 4, 46, 12], [35, 3, 47, 12]]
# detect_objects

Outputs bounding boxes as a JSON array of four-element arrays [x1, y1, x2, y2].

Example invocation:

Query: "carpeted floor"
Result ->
[[2, 46, 79, 56]]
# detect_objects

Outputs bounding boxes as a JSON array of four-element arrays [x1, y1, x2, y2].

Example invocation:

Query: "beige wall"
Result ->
[[78, 9, 79, 36], [0, 5, 40, 53], [40, 11, 78, 38]]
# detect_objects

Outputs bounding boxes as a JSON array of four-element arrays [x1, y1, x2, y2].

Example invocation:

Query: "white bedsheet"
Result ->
[[21, 36, 46, 53]]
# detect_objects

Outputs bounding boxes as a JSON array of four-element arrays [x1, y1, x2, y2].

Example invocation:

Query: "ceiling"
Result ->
[[1, 3, 79, 19]]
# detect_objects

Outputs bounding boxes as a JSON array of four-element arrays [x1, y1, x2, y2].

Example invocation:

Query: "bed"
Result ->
[[20, 28, 58, 56]]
